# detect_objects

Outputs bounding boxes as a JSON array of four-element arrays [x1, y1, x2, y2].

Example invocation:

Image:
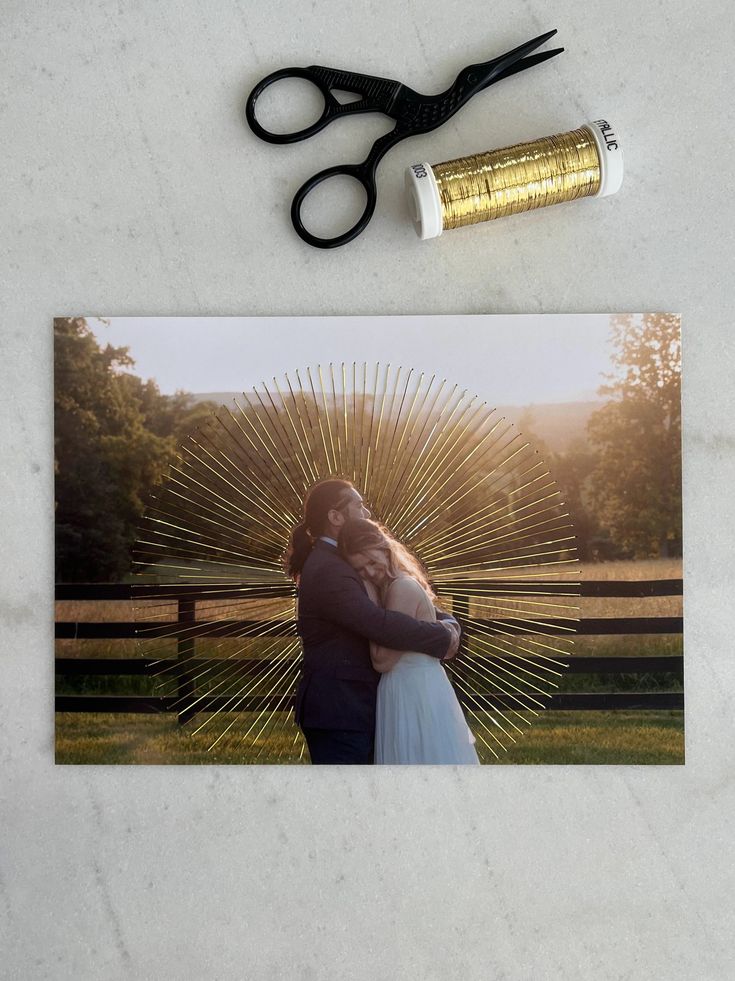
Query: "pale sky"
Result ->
[[87, 314, 620, 404]]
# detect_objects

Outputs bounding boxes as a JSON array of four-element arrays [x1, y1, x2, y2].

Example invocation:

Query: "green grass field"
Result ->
[[54, 710, 684, 765]]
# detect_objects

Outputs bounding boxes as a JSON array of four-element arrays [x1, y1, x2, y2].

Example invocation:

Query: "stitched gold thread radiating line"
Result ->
[[381, 380, 461, 527], [371, 364, 406, 512], [243, 384, 307, 495], [390, 394, 492, 532], [159, 637, 297, 725], [172, 629, 295, 706], [449, 640, 558, 708], [456, 634, 571, 688], [352, 363, 359, 484], [135, 506, 273, 562], [145, 639, 290, 708], [372, 367, 414, 515], [365, 362, 390, 500], [389, 392, 481, 530], [147, 476, 280, 554], [449, 670, 527, 735], [272, 375, 317, 487], [292, 368, 324, 477], [281, 372, 320, 486], [328, 363, 342, 473], [454, 616, 573, 676], [416, 469, 561, 556], [263, 378, 316, 490], [433, 126, 601, 230], [400, 426, 529, 539], [206, 644, 300, 730], [374, 367, 416, 516], [341, 363, 350, 479], [314, 365, 338, 474], [233, 392, 304, 506], [225, 397, 295, 499], [164, 450, 286, 547], [422, 495, 571, 562], [133, 362, 582, 762], [365, 363, 391, 503], [424, 510, 573, 566], [382, 375, 447, 501], [378, 370, 428, 515], [199, 646, 301, 750], [145, 609, 295, 695]]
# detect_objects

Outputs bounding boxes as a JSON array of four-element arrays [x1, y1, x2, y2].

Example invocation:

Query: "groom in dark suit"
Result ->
[[286, 478, 460, 764]]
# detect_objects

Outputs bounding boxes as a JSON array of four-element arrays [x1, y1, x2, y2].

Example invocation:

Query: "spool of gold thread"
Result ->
[[405, 119, 623, 239]]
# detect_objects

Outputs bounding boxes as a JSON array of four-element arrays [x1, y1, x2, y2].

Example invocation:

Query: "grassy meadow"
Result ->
[[55, 558, 684, 765], [55, 710, 684, 765]]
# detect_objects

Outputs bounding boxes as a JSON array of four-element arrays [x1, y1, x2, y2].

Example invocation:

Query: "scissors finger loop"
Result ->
[[245, 67, 337, 144], [290, 164, 378, 250]]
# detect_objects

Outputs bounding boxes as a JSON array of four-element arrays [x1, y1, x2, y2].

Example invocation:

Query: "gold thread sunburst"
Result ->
[[132, 362, 580, 762]]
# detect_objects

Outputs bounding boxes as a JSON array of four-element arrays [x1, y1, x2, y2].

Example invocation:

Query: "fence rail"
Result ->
[[55, 693, 684, 713], [55, 580, 683, 600], [55, 580, 684, 718]]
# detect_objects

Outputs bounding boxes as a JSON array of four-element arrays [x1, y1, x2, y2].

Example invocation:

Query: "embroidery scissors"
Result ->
[[245, 30, 563, 249]]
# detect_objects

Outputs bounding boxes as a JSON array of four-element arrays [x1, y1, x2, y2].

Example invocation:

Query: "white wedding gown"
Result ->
[[374, 584, 480, 765]]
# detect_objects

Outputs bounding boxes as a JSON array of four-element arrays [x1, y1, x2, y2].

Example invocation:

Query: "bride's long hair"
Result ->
[[338, 518, 438, 603]]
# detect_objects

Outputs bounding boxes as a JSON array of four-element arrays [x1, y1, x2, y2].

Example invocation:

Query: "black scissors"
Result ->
[[245, 30, 563, 249]]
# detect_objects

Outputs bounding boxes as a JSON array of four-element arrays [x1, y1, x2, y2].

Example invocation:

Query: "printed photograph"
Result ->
[[54, 314, 683, 764]]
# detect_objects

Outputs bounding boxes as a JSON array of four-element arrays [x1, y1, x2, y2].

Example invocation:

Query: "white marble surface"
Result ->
[[2, 2, 734, 978]]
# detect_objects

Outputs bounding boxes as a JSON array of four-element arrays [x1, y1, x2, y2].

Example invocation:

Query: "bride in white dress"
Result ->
[[338, 518, 479, 765]]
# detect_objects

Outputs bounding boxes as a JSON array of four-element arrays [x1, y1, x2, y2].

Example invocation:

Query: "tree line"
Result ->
[[520, 313, 681, 561], [54, 318, 218, 581], [54, 314, 681, 581]]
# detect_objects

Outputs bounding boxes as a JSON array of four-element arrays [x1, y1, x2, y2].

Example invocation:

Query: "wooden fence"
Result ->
[[55, 579, 683, 721]]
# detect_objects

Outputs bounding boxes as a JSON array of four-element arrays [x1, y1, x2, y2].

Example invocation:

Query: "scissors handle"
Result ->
[[290, 164, 376, 249], [245, 66, 402, 144], [290, 129, 408, 248]]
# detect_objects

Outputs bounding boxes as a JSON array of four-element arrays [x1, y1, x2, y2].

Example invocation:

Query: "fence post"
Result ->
[[177, 597, 196, 725]]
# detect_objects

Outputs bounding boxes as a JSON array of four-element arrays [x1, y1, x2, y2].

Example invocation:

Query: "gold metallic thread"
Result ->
[[433, 125, 601, 230], [133, 363, 581, 762]]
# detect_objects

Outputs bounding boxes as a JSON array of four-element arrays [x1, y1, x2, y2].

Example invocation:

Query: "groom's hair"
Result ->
[[284, 478, 356, 580]]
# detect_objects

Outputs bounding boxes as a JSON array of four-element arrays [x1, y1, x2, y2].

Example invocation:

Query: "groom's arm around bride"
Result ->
[[308, 558, 460, 661]]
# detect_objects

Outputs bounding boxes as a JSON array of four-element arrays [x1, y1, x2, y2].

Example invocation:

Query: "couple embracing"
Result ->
[[285, 478, 479, 765]]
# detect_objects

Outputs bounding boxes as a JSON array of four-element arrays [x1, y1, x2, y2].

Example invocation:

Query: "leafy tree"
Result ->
[[54, 318, 217, 581], [117, 374, 217, 444], [518, 411, 600, 562], [587, 314, 681, 558]]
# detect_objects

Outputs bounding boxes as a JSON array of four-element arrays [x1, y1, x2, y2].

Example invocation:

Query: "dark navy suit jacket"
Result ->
[[294, 538, 455, 733]]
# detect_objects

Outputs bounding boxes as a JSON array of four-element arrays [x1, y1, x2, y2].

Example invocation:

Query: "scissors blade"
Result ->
[[462, 29, 560, 92], [486, 29, 559, 74], [480, 47, 563, 90]]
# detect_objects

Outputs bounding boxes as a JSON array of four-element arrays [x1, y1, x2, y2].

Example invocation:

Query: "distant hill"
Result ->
[[186, 393, 603, 454], [189, 392, 246, 407], [498, 402, 603, 453]]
